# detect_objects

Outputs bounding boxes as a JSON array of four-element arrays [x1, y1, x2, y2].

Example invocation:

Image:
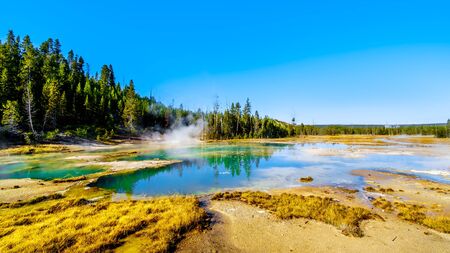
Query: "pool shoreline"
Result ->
[[1, 135, 450, 202]]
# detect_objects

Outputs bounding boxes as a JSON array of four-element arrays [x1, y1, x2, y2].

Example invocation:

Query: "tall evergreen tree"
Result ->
[[42, 80, 60, 130], [122, 80, 138, 132], [1, 100, 21, 132], [0, 31, 21, 109], [242, 98, 252, 137]]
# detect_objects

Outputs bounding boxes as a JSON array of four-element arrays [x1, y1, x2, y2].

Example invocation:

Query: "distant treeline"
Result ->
[[299, 124, 449, 138], [0, 30, 448, 143], [205, 99, 450, 139]]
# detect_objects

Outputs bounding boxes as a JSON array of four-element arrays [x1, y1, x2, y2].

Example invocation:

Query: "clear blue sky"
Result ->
[[2, 1, 450, 124]]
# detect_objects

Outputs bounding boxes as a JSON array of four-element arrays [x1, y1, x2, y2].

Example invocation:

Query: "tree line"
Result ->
[[0, 30, 448, 143], [204, 98, 449, 139], [205, 98, 296, 139], [0, 30, 201, 143], [297, 124, 449, 138]]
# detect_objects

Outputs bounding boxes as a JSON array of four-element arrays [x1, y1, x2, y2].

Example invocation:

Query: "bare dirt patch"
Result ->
[[177, 200, 450, 253], [0, 178, 75, 203]]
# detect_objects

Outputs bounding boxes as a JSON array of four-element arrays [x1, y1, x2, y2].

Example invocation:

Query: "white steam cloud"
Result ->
[[145, 119, 205, 146]]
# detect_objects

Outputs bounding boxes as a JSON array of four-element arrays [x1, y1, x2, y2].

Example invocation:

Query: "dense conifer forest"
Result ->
[[0, 30, 203, 143], [0, 30, 448, 143]]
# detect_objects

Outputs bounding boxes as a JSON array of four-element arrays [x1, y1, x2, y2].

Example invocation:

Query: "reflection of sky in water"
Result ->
[[1, 142, 449, 192], [94, 142, 450, 196]]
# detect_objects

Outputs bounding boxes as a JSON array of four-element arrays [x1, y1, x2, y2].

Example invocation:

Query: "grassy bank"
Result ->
[[0, 191, 206, 253], [212, 191, 377, 237]]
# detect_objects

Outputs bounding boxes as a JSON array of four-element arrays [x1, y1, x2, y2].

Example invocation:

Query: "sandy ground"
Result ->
[[78, 159, 180, 172], [176, 200, 450, 253], [177, 170, 450, 253], [64, 155, 104, 160], [353, 170, 450, 214], [0, 178, 75, 203]]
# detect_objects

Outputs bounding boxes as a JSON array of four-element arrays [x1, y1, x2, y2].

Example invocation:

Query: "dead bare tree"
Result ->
[[24, 68, 37, 136]]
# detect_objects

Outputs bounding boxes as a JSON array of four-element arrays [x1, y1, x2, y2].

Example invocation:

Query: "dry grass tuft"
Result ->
[[337, 187, 359, 194], [0, 195, 206, 252], [425, 187, 450, 195], [370, 197, 450, 233], [212, 191, 375, 237], [394, 202, 427, 223], [52, 176, 87, 183], [100, 151, 139, 162], [364, 186, 377, 192], [364, 186, 394, 193], [371, 197, 394, 212], [298, 176, 314, 183]]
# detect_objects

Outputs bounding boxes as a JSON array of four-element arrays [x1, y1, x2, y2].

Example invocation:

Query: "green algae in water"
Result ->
[[0, 165, 104, 180], [0, 156, 105, 180], [0, 162, 104, 180], [93, 143, 450, 196]]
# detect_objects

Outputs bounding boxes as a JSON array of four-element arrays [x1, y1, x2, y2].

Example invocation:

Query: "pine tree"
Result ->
[[42, 80, 60, 130], [235, 102, 241, 136], [1, 100, 21, 132], [242, 98, 252, 137], [122, 80, 138, 132], [1, 31, 22, 113], [254, 110, 260, 138]]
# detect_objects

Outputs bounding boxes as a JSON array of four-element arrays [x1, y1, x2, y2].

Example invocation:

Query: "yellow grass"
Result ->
[[0, 194, 205, 253], [212, 191, 376, 237], [336, 187, 359, 194], [422, 216, 450, 233], [52, 176, 87, 183], [0, 144, 75, 156], [100, 151, 139, 162], [364, 186, 394, 193], [370, 197, 450, 233], [391, 136, 450, 145], [371, 197, 394, 212]]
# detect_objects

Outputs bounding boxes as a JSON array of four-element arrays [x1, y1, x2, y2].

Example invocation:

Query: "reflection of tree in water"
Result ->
[[93, 166, 174, 194], [94, 159, 214, 194], [203, 145, 279, 177], [94, 144, 289, 194]]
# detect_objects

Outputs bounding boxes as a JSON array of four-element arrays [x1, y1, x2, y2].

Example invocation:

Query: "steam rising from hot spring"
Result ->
[[146, 119, 205, 145]]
